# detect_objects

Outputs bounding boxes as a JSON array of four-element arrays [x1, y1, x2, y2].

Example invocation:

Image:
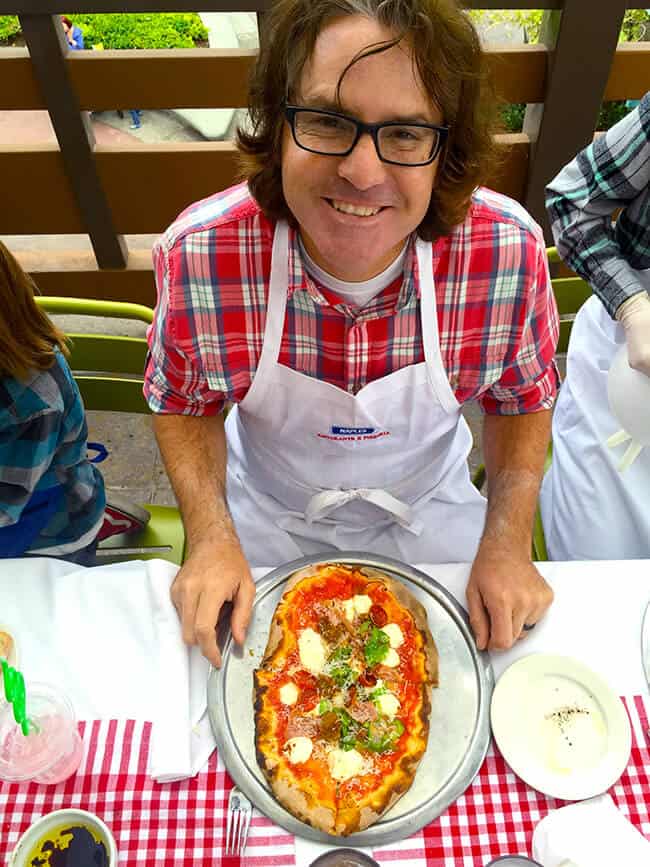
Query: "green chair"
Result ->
[[471, 248, 592, 561], [36, 296, 186, 565]]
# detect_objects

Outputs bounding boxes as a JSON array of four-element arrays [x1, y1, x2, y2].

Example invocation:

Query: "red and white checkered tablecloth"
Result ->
[[2, 698, 649, 866]]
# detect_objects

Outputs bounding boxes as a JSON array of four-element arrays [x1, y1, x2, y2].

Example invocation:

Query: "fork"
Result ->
[[225, 786, 252, 856]]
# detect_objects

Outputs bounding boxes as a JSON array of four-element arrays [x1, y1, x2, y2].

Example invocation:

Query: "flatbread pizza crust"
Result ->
[[253, 562, 438, 836]]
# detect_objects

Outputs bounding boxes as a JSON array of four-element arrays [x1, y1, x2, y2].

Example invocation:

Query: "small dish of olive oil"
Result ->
[[9, 809, 117, 867]]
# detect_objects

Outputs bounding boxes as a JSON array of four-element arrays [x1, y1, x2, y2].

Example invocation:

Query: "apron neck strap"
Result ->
[[258, 220, 291, 368]]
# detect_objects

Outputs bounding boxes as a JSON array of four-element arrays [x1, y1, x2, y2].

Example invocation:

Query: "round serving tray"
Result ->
[[207, 552, 494, 845]]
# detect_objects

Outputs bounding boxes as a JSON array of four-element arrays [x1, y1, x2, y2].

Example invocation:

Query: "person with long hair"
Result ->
[[0, 242, 105, 564], [145, 0, 559, 665]]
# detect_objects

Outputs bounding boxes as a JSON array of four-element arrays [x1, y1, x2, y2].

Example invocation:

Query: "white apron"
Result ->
[[225, 222, 487, 567], [540, 293, 650, 560]]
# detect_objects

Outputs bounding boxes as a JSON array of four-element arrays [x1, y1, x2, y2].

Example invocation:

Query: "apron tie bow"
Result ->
[[304, 488, 423, 535]]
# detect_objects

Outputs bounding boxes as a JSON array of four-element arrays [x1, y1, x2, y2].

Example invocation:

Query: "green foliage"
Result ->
[[501, 100, 633, 134], [470, 8, 649, 44], [0, 11, 207, 47], [597, 101, 630, 131], [469, 9, 544, 43], [70, 13, 207, 49], [500, 103, 526, 134], [0, 16, 21, 43], [620, 9, 650, 42]]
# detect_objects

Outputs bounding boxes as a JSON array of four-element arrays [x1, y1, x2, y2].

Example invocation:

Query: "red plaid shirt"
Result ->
[[145, 183, 559, 416]]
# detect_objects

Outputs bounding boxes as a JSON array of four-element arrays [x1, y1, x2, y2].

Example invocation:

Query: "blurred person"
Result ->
[[129, 110, 143, 130], [60, 16, 85, 51], [540, 92, 650, 559], [0, 242, 105, 564]]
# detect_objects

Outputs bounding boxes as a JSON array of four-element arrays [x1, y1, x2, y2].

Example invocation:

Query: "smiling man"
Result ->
[[145, 0, 560, 666]]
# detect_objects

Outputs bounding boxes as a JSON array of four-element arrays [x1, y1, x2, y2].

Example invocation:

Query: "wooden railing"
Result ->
[[1, 0, 649, 305]]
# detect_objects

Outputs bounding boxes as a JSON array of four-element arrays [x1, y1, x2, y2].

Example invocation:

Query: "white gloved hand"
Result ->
[[615, 290, 650, 377]]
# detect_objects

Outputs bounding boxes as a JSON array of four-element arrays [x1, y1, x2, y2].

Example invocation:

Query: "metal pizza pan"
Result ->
[[207, 552, 493, 846]]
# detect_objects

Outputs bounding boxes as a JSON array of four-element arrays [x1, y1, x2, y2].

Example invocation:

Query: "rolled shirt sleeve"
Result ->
[[477, 236, 560, 415], [144, 235, 228, 416]]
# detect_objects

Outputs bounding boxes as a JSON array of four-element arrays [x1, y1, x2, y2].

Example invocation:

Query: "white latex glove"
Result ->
[[616, 290, 650, 377]]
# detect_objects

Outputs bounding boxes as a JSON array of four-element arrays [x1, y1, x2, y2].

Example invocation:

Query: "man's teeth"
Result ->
[[331, 200, 382, 217]]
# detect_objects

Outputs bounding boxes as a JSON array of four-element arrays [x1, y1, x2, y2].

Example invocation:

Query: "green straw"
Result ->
[[1, 659, 30, 736]]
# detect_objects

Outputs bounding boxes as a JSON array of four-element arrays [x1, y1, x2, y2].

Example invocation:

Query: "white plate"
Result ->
[[491, 653, 631, 801]]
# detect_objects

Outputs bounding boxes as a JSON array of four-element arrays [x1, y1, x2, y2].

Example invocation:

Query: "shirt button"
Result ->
[[449, 374, 459, 389]]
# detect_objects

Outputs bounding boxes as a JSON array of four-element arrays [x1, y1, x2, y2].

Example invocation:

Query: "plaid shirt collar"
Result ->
[[286, 224, 419, 319]]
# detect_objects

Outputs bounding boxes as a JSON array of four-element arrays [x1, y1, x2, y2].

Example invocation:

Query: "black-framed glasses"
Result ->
[[285, 104, 448, 167]]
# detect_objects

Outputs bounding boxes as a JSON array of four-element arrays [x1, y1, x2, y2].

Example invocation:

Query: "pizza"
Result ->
[[253, 562, 438, 835]]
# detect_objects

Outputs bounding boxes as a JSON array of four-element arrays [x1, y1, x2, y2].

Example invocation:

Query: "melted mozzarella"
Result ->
[[279, 682, 299, 705], [342, 594, 373, 622], [382, 647, 400, 668], [327, 748, 365, 781], [376, 692, 400, 719], [298, 628, 326, 674], [353, 594, 372, 615], [381, 623, 404, 648], [285, 737, 313, 764]]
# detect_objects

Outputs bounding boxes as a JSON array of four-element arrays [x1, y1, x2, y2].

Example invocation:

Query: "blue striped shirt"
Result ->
[[0, 351, 105, 555]]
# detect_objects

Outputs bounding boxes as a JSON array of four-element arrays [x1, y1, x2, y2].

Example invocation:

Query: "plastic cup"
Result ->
[[8, 808, 117, 867], [0, 682, 83, 784]]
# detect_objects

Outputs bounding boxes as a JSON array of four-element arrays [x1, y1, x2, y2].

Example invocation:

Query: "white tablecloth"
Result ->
[[2, 556, 649, 788]]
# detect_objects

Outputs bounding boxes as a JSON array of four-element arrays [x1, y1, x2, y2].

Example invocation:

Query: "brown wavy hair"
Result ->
[[238, 0, 500, 241], [0, 241, 69, 382]]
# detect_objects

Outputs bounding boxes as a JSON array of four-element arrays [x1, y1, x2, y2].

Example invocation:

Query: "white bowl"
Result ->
[[607, 346, 650, 445], [8, 808, 117, 867]]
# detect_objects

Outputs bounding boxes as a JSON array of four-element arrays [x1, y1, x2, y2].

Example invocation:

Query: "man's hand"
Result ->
[[466, 547, 553, 651], [617, 291, 650, 377], [474, 410, 554, 651], [170, 539, 255, 668], [152, 413, 255, 667]]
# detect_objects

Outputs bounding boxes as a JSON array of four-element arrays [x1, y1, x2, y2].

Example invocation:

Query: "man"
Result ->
[[540, 92, 650, 560], [145, 0, 559, 667], [60, 16, 85, 51]]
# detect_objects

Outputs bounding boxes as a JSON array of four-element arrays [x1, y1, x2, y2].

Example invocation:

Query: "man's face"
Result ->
[[281, 15, 442, 282]]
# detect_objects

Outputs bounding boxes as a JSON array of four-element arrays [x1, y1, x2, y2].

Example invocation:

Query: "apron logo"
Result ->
[[332, 426, 374, 435], [316, 426, 391, 441]]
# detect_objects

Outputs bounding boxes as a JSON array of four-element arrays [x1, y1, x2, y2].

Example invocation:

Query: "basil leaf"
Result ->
[[340, 729, 358, 751], [364, 627, 390, 666], [329, 645, 352, 663], [317, 699, 333, 715], [369, 685, 388, 700], [329, 663, 358, 688], [359, 619, 372, 634], [362, 718, 404, 753], [335, 708, 363, 751]]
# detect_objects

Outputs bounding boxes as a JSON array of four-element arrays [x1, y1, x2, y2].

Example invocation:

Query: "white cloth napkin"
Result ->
[[0, 557, 212, 782], [532, 794, 650, 866]]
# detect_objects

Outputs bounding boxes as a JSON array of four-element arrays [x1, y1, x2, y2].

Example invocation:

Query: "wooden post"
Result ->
[[19, 13, 127, 268], [522, 0, 627, 238]]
